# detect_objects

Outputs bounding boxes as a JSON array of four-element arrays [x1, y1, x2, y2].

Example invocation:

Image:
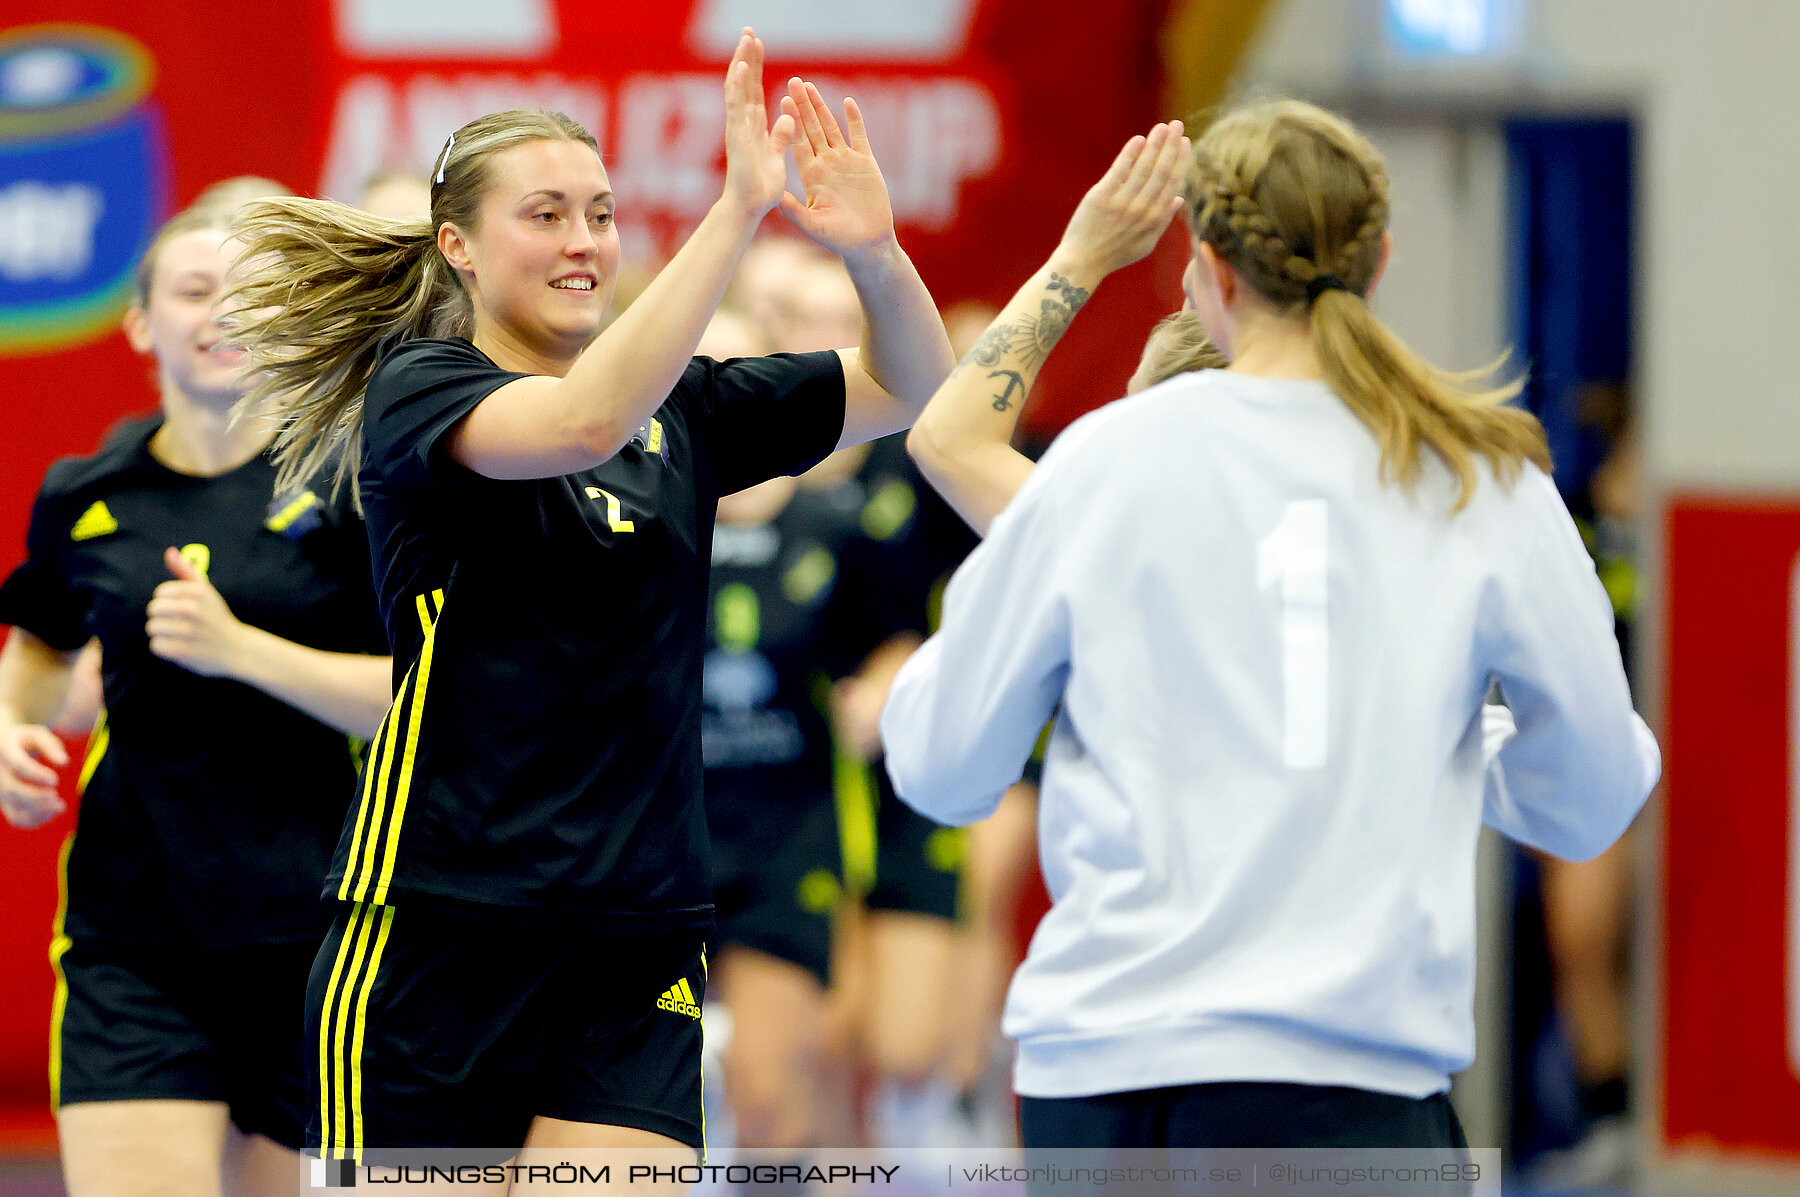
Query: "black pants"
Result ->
[[1021, 1082, 1472, 1195], [1022, 1081, 1467, 1148]]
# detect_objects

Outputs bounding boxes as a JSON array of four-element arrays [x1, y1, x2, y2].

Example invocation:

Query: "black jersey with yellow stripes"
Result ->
[[703, 489, 862, 823], [336, 338, 845, 925], [0, 416, 386, 947]]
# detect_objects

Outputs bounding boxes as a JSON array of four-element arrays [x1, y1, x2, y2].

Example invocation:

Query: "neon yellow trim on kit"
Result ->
[[833, 750, 878, 896], [318, 902, 366, 1160], [342, 671, 409, 902], [373, 602, 441, 903], [76, 710, 108, 794], [347, 906, 395, 1162], [265, 490, 320, 533], [47, 833, 75, 1108]]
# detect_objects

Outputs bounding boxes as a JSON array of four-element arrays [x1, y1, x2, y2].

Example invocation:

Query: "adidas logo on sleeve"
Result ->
[[655, 977, 701, 1019]]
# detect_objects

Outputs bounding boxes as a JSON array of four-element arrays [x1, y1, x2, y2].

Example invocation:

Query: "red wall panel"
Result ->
[[1660, 495, 1800, 1160]]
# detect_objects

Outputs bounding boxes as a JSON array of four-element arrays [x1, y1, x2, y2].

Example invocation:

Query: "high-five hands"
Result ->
[[720, 28, 801, 220], [777, 79, 896, 257], [717, 29, 897, 257], [1056, 121, 1191, 277]]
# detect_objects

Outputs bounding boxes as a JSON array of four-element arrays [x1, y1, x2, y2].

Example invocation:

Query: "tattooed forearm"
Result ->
[[957, 274, 1092, 377], [1026, 273, 1091, 365], [988, 370, 1027, 411], [962, 321, 1022, 369], [1045, 272, 1091, 311]]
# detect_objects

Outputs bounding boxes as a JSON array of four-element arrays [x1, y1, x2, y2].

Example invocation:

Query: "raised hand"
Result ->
[[145, 547, 249, 679], [720, 28, 799, 220], [1055, 121, 1190, 278], [777, 79, 896, 258]]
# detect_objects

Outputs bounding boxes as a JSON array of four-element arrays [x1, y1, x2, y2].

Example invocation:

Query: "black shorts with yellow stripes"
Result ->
[[865, 762, 965, 921], [54, 935, 318, 1147], [308, 900, 707, 1161]]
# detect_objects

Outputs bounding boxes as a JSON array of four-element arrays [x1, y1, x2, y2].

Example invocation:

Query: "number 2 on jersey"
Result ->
[[1257, 501, 1328, 768], [584, 486, 635, 533]]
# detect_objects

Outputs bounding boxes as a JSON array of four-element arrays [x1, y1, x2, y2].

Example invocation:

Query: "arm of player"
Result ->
[[1481, 478, 1660, 861], [445, 32, 800, 480], [146, 548, 394, 739], [906, 122, 1189, 536], [771, 79, 955, 449], [832, 631, 923, 762], [0, 627, 80, 829], [880, 473, 1070, 826], [51, 639, 103, 736]]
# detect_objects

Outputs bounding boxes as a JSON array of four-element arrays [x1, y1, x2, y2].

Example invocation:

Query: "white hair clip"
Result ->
[[435, 133, 456, 185]]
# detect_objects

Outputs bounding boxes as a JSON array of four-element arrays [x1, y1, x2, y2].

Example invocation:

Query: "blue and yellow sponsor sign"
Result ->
[[0, 25, 167, 355]]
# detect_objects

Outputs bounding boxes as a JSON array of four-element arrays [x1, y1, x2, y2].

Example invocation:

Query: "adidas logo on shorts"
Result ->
[[656, 977, 701, 1019]]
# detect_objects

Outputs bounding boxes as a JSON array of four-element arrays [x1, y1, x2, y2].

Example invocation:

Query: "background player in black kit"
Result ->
[[225, 31, 953, 1176], [701, 456, 871, 1153], [0, 205, 392, 1197]]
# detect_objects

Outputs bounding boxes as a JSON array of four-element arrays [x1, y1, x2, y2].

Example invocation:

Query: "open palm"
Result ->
[[721, 31, 799, 218], [778, 79, 895, 256]]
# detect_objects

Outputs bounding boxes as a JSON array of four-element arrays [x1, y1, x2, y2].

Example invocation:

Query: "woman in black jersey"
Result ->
[[225, 32, 953, 1173], [703, 464, 867, 1153], [0, 206, 392, 1195]]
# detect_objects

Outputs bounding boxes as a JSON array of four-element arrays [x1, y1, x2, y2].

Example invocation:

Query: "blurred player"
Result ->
[[0, 204, 390, 1197]]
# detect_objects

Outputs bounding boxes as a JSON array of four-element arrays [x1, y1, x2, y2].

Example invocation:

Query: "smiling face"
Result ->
[[442, 138, 619, 366], [123, 227, 247, 407]]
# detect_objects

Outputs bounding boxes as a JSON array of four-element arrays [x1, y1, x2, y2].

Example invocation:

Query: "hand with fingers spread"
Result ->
[[720, 28, 800, 220], [1054, 121, 1191, 279], [0, 719, 69, 829], [902, 121, 1193, 537], [145, 547, 250, 679], [777, 79, 896, 258]]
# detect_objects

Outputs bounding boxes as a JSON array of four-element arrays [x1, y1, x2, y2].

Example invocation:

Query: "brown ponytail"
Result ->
[[1185, 100, 1549, 510]]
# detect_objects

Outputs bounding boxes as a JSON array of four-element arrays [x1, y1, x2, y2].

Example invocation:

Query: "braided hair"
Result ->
[[1185, 100, 1548, 510]]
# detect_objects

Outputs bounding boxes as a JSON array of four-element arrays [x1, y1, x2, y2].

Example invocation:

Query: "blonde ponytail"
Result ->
[[224, 108, 602, 499], [228, 200, 463, 498], [1186, 100, 1549, 510], [1311, 291, 1547, 507]]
